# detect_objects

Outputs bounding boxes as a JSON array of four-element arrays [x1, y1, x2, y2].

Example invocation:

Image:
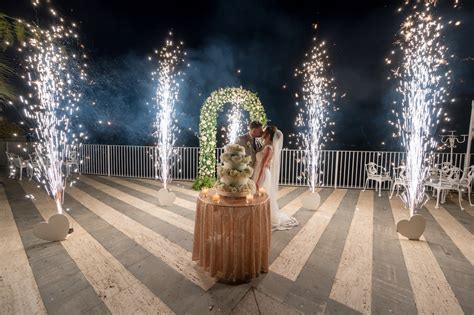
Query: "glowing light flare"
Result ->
[[295, 34, 337, 192], [19, 3, 87, 214], [217, 93, 248, 144], [391, 3, 452, 215], [151, 35, 185, 189], [226, 103, 248, 144]]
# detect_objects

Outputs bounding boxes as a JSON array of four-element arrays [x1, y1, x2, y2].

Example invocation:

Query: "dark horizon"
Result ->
[[1, 0, 473, 152]]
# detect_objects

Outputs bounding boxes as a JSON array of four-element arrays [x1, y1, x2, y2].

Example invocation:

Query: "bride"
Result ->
[[254, 125, 298, 231]]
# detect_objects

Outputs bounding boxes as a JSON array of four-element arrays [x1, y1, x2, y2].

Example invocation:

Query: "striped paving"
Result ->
[[425, 200, 474, 266], [73, 180, 195, 251], [420, 206, 474, 314], [3, 180, 110, 314], [105, 176, 197, 211], [60, 185, 207, 313], [286, 189, 360, 313], [445, 196, 474, 233], [268, 188, 333, 264], [371, 192, 416, 314], [452, 197, 474, 217], [135, 178, 199, 198], [80, 176, 195, 233], [0, 186, 46, 314], [20, 180, 174, 314], [277, 186, 298, 199], [389, 196, 464, 314], [329, 190, 373, 314], [281, 190, 311, 216], [2, 174, 474, 314], [270, 189, 347, 281], [67, 184, 216, 291]]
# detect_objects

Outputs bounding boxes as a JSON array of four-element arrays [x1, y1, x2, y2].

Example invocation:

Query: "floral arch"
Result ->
[[197, 87, 267, 179]]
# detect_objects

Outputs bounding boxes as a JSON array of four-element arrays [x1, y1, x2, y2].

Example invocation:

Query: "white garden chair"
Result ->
[[6, 152, 29, 180], [363, 162, 392, 197], [424, 165, 463, 210], [27, 153, 41, 180], [390, 165, 406, 199], [65, 149, 80, 176], [5, 152, 15, 178], [459, 166, 474, 207]]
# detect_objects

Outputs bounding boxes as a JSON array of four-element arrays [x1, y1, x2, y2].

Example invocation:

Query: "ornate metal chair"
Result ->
[[6, 152, 29, 180], [5, 152, 15, 178], [363, 162, 392, 197], [390, 165, 406, 199], [65, 149, 80, 176], [27, 152, 40, 180], [459, 166, 474, 207], [424, 165, 463, 210]]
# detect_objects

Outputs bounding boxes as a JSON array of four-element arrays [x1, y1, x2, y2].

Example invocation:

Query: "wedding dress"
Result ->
[[254, 130, 298, 231]]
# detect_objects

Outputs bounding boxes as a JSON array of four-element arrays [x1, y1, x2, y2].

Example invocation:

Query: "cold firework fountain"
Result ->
[[150, 33, 185, 205], [20, 2, 87, 214], [295, 24, 337, 210], [389, 1, 457, 240], [18, 1, 88, 241], [389, 2, 452, 215]]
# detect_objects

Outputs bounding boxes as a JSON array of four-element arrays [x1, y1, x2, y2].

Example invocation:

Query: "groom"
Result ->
[[235, 121, 263, 169]]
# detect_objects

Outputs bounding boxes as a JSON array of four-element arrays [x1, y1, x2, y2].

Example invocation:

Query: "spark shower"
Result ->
[[389, 1, 453, 215], [20, 1, 87, 214], [150, 33, 185, 189], [295, 25, 337, 193]]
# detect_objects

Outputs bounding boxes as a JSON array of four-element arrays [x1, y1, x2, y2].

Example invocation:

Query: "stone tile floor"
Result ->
[[1, 173, 473, 314]]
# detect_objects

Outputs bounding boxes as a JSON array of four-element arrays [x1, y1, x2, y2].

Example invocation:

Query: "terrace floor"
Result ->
[[1, 172, 474, 314]]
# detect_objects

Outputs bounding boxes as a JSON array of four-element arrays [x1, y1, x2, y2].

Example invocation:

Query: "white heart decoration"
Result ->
[[301, 191, 321, 210], [33, 213, 70, 242], [396, 214, 426, 240], [157, 188, 176, 206]]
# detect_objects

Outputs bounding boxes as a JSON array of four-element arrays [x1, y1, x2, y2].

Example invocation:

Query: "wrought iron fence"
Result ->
[[3, 141, 471, 189]]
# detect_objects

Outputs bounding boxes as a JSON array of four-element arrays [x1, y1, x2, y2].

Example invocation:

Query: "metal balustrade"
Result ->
[[3, 141, 472, 189]]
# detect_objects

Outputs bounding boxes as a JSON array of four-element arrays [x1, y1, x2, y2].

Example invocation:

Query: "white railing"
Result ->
[[77, 144, 471, 189], [3, 141, 471, 189], [79, 145, 199, 180]]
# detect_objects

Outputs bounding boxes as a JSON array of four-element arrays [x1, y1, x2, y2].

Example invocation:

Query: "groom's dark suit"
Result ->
[[235, 133, 262, 168]]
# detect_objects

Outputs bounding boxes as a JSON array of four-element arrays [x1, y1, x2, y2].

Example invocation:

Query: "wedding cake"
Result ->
[[215, 144, 256, 197]]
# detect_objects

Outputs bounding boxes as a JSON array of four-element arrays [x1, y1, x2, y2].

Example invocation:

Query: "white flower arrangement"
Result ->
[[225, 144, 246, 154], [220, 144, 252, 165], [214, 179, 256, 194], [218, 165, 253, 178], [220, 152, 232, 163], [231, 155, 242, 163]]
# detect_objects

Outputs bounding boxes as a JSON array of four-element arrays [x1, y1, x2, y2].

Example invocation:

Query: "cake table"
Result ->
[[192, 189, 271, 282]]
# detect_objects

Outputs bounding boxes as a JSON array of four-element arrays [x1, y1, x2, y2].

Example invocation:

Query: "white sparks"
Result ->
[[295, 31, 337, 192], [20, 2, 87, 213], [226, 101, 248, 144], [391, 2, 451, 215], [151, 35, 185, 189]]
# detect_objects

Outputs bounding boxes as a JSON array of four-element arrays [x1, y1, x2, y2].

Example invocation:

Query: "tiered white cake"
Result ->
[[215, 144, 256, 197]]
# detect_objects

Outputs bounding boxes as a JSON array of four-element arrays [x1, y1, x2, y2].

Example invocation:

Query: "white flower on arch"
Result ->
[[198, 87, 267, 177]]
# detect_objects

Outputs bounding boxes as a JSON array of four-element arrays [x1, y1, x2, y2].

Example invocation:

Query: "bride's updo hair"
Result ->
[[264, 125, 277, 141]]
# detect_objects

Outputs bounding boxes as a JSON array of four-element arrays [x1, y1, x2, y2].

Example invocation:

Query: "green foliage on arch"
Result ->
[[197, 87, 267, 183]]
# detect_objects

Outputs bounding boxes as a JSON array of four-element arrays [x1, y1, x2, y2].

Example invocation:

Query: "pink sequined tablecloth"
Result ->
[[192, 190, 271, 282]]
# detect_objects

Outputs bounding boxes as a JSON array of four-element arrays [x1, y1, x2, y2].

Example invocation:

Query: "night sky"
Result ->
[[1, 0, 474, 150]]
